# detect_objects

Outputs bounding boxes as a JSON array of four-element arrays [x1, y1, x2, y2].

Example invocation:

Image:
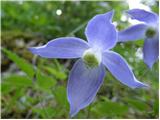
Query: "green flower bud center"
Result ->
[[82, 49, 101, 68], [83, 53, 99, 68], [145, 27, 156, 38]]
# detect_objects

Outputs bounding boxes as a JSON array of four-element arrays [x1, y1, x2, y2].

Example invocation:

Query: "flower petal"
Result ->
[[127, 9, 158, 24], [29, 37, 89, 59], [67, 59, 106, 117], [118, 24, 147, 42], [102, 51, 148, 88], [143, 37, 159, 68], [85, 10, 117, 50]]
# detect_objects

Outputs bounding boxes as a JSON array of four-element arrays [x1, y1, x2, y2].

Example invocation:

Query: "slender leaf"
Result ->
[[44, 66, 67, 80], [91, 98, 128, 117], [2, 48, 35, 78], [36, 70, 57, 92]]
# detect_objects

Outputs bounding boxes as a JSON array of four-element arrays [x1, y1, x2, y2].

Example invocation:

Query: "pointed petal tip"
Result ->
[[147, 64, 153, 70], [28, 47, 35, 53], [131, 80, 149, 89], [28, 47, 34, 51], [126, 9, 135, 19], [126, 9, 139, 14], [105, 10, 114, 21], [145, 61, 154, 70], [69, 107, 79, 118], [126, 9, 132, 13], [126, 9, 141, 19], [108, 9, 115, 15], [69, 112, 77, 118], [126, 9, 158, 23], [28, 47, 38, 55]]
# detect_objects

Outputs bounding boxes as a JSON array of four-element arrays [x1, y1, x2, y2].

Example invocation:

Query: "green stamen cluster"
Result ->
[[83, 53, 99, 68], [145, 27, 156, 38]]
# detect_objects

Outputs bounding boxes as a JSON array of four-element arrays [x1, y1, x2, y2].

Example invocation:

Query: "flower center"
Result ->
[[145, 27, 156, 38], [82, 48, 102, 68]]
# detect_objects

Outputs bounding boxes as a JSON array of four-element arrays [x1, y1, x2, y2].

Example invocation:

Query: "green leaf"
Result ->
[[43, 66, 67, 80], [124, 98, 149, 111], [1, 74, 32, 95], [32, 107, 56, 118], [53, 86, 69, 108], [153, 99, 159, 116], [2, 74, 33, 87], [91, 98, 128, 117], [1, 83, 13, 94], [2, 48, 35, 78], [36, 70, 57, 92], [135, 39, 144, 46]]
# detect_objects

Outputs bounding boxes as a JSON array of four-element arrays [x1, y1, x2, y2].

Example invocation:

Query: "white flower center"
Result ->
[[82, 48, 102, 68]]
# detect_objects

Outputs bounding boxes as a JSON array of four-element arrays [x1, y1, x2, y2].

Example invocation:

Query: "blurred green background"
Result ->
[[1, 0, 159, 119]]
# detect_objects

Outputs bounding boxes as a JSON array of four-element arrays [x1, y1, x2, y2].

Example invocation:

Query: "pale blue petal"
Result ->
[[85, 10, 117, 50], [67, 59, 106, 117], [102, 51, 148, 88], [118, 24, 147, 42], [29, 37, 89, 59], [127, 9, 158, 24], [143, 37, 159, 68]]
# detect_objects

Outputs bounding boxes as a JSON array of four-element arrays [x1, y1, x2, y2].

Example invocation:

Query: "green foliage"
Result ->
[[53, 86, 69, 108], [91, 98, 128, 118], [53, 86, 69, 117], [2, 74, 33, 88], [124, 98, 149, 111], [32, 107, 56, 118], [1, 75, 32, 95], [2, 48, 35, 78], [44, 66, 67, 80], [36, 70, 57, 92]]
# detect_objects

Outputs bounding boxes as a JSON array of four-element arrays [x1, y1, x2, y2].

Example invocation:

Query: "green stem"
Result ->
[[87, 105, 91, 118], [54, 59, 61, 71], [66, 21, 88, 36], [39, 96, 50, 118]]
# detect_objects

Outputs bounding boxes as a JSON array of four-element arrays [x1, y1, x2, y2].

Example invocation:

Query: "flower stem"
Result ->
[[66, 21, 88, 36]]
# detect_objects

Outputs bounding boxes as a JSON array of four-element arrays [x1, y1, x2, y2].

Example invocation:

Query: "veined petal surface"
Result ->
[[143, 37, 159, 68], [118, 24, 147, 42], [102, 51, 148, 88], [29, 37, 89, 59], [85, 10, 117, 50], [127, 9, 158, 24], [67, 59, 106, 117]]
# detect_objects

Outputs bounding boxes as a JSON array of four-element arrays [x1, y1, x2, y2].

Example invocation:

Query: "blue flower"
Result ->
[[29, 10, 148, 117], [118, 9, 159, 68]]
